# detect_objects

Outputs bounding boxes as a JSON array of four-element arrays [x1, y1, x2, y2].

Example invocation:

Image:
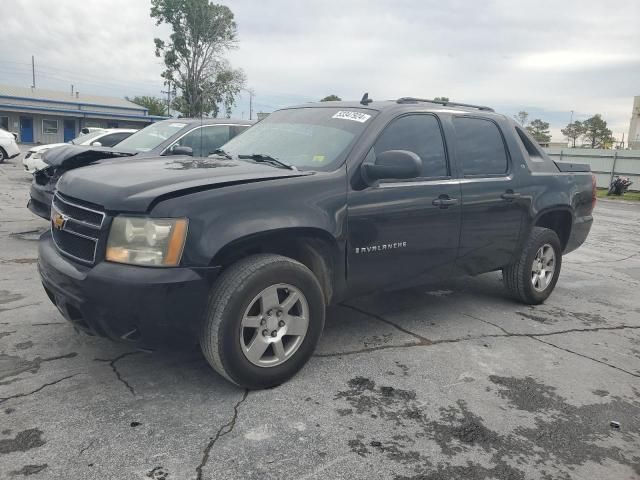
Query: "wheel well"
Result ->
[[535, 210, 572, 250], [212, 229, 339, 304]]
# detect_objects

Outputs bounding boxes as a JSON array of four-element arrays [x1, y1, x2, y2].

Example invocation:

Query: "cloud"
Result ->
[[0, 0, 638, 139]]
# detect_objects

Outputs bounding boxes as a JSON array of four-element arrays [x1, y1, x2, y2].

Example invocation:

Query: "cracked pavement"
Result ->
[[1, 155, 640, 479]]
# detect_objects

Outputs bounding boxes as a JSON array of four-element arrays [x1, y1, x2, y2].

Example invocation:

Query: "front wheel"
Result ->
[[0, 148, 6, 163], [503, 227, 562, 305], [200, 254, 325, 389]]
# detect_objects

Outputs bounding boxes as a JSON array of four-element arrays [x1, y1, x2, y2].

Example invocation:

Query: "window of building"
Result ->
[[42, 119, 59, 135], [373, 114, 448, 178], [0, 116, 8, 131], [453, 117, 508, 176]]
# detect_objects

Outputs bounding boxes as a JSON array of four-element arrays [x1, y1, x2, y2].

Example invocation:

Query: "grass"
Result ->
[[596, 188, 640, 201]]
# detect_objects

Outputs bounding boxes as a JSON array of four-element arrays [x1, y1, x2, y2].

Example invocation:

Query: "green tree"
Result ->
[[126, 96, 167, 116], [582, 114, 615, 149], [526, 119, 551, 144], [320, 95, 341, 102], [560, 121, 585, 148], [433, 96, 449, 102], [514, 111, 529, 126], [151, 0, 245, 117]]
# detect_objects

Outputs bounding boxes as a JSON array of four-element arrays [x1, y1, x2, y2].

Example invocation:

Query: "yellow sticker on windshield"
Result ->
[[312, 155, 326, 162]]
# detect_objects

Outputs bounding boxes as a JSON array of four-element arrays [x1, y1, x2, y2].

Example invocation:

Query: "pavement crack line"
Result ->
[[94, 351, 143, 395], [0, 303, 43, 314], [463, 313, 511, 334], [469, 313, 640, 378], [339, 303, 433, 344], [530, 336, 640, 378], [79, 439, 96, 455], [315, 309, 640, 369], [195, 389, 249, 480], [567, 250, 640, 265], [0, 374, 80, 404]]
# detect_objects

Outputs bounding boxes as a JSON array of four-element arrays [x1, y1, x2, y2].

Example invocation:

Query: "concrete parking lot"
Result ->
[[1, 154, 639, 480]]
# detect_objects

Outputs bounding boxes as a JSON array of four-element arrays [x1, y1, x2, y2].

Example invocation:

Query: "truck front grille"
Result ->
[[51, 193, 105, 264]]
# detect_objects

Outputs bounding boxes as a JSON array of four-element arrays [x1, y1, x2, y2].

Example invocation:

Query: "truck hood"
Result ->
[[42, 144, 134, 169], [56, 156, 313, 212]]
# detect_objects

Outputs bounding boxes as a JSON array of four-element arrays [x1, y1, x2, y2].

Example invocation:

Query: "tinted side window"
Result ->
[[453, 117, 508, 176], [231, 125, 250, 138], [99, 132, 131, 147], [374, 115, 447, 178], [174, 126, 231, 157]]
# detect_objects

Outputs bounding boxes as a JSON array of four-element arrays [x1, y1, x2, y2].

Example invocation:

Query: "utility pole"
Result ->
[[31, 55, 35, 88], [242, 88, 255, 120], [161, 80, 172, 116]]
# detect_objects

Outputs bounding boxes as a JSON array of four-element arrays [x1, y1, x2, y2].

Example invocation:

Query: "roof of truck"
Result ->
[[289, 96, 500, 116]]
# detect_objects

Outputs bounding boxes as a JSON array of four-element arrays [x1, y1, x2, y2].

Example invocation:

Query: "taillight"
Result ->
[[591, 174, 597, 212]]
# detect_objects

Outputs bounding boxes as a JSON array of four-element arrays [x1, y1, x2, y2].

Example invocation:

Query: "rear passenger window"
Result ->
[[453, 117, 508, 176], [374, 114, 447, 178]]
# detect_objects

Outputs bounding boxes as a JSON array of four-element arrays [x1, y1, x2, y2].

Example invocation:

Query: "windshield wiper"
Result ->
[[209, 148, 233, 160], [238, 153, 296, 170]]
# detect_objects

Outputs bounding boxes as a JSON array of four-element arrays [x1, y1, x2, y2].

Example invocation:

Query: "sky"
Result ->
[[1, 0, 639, 142]]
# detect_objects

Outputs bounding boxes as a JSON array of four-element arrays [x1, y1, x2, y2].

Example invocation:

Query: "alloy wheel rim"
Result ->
[[531, 243, 556, 292], [240, 283, 309, 367]]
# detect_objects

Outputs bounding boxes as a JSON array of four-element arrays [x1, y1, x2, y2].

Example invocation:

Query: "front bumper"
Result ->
[[38, 231, 221, 348], [28, 180, 54, 220]]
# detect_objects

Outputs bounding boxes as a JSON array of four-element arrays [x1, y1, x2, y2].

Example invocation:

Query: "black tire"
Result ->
[[0, 148, 6, 163], [200, 254, 325, 389], [503, 227, 562, 305]]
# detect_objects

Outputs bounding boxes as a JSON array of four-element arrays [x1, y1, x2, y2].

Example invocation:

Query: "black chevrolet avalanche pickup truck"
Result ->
[[38, 97, 595, 389]]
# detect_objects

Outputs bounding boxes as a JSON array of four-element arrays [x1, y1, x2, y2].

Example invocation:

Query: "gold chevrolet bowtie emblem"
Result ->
[[52, 213, 67, 230]]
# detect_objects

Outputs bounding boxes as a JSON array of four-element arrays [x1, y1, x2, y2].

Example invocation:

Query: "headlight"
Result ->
[[106, 216, 188, 266], [31, 152, 41, 159]]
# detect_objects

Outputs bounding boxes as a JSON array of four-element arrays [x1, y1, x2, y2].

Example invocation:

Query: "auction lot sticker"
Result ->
[[332, 111, 372, 123]]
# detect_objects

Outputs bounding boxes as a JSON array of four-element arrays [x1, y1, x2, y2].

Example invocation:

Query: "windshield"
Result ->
[[114, 120, 187, 152], [71, 130, 105, 145], [220, 107, 375, 171]]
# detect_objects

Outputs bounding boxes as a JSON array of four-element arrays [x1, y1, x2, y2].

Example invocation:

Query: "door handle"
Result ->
[[501, 191, 521, 200], [432, 196, 459, 208]]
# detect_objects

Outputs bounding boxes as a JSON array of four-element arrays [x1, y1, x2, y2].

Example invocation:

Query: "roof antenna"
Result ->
[[360, 92, 373, 105]]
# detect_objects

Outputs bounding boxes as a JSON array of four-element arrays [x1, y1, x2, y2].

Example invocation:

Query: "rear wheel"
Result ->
[[200, 254, 325, 389], [503, 227, 562, 305]]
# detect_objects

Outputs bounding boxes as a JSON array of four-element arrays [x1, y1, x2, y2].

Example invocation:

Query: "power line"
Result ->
[[0, 64, 164, 93]]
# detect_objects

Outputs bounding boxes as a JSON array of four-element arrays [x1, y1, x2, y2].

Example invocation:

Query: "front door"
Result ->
[[346, 113, 462, 296], [452, 116, 525, 274], [20, 117, 33, 143], [63, 120, 75, 142]]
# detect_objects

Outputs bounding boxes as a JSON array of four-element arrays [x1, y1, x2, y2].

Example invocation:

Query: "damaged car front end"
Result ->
[[28, 145, 134, 220]]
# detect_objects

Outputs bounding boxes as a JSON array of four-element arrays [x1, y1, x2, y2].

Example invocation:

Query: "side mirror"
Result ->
[[91, 141, 102, 147], [170, 145, 193, 156], [362, 150, 421, 182]]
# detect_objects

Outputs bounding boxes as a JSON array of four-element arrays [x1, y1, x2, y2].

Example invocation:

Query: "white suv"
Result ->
[[23, 128, 137, 173], [0, 128, 20, 163]]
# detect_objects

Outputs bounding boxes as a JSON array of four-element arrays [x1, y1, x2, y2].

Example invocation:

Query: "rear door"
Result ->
[[346, 113, 462, 295], [452, 116, 524, 274]]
